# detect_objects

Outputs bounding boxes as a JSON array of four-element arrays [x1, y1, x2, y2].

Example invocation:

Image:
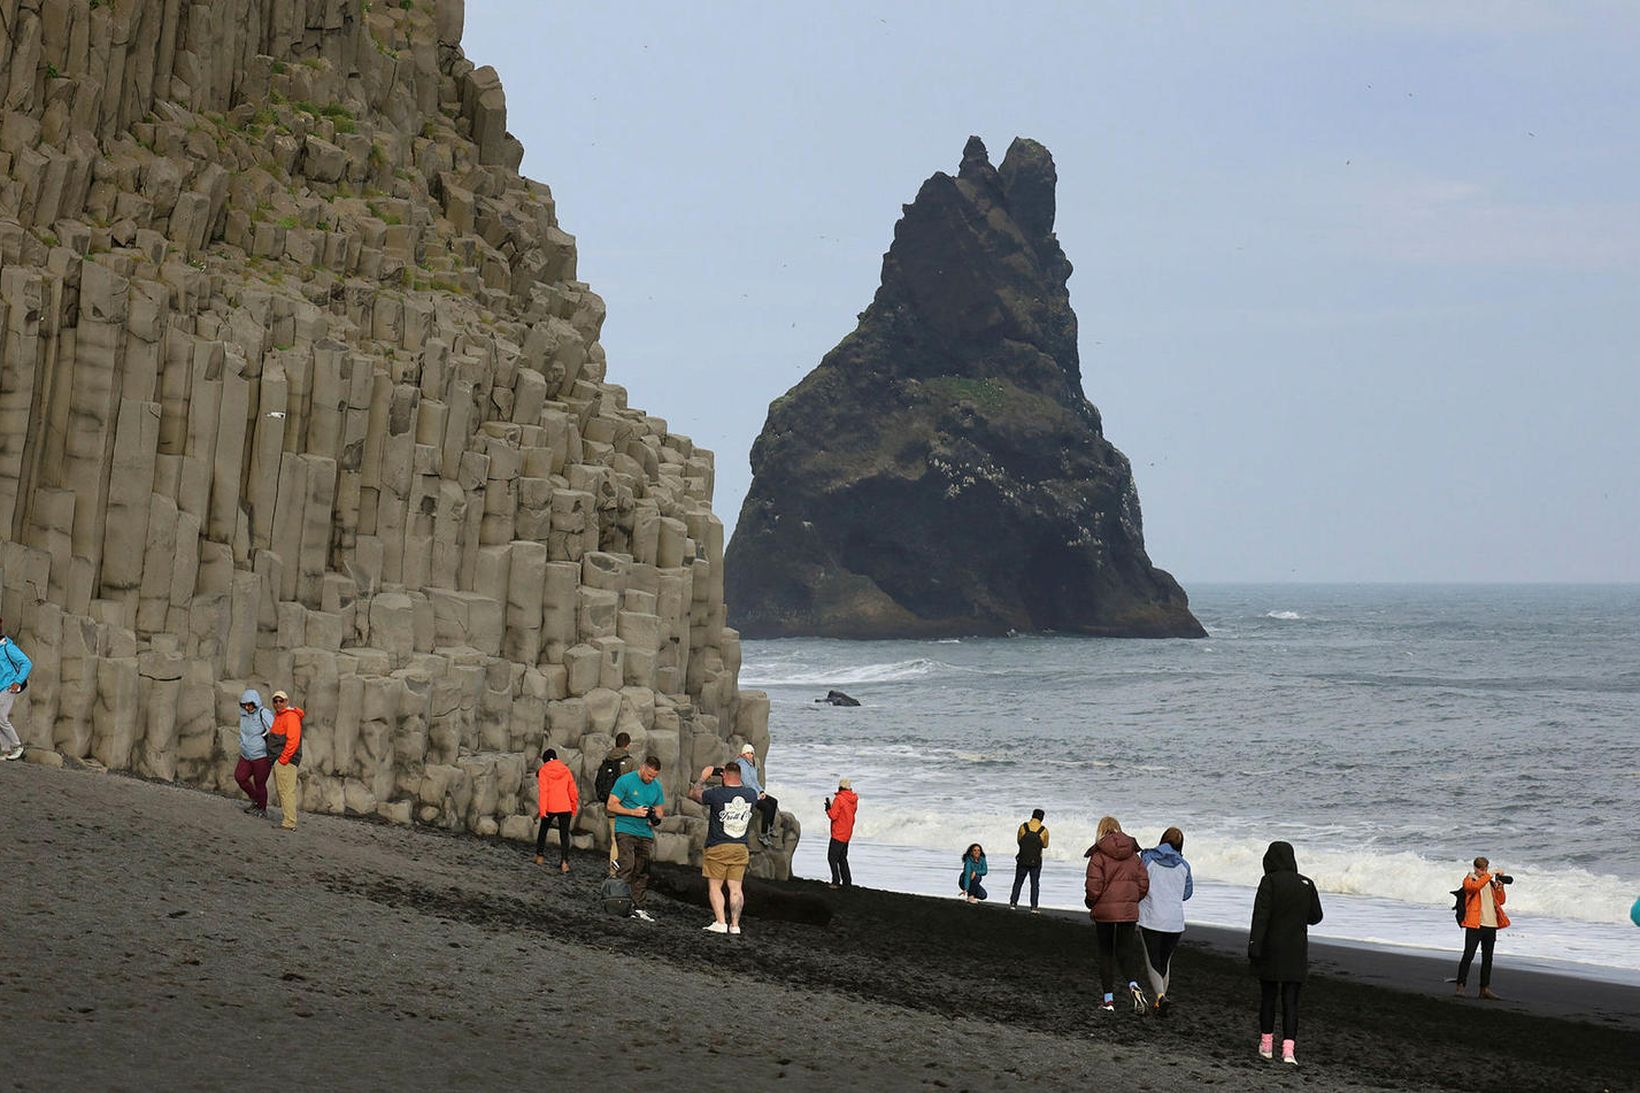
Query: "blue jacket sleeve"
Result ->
[[1183, 862, 1194, 902], [4, 640, 29, 683]]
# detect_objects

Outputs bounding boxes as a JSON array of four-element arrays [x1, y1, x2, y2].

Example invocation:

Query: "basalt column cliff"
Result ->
[[0, 0, 794, 876], [726, 137, 1203, 640]]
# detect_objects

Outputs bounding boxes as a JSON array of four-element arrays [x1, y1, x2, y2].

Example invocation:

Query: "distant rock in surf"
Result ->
[[725, 136, 1204, 639], [815, 690, 862, 707]]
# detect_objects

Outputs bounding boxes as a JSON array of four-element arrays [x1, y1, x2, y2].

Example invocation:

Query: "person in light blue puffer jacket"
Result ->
[[1137, 827, 1194, 1014], [0, 616, 34, 761], [234, 689, 276, 817]]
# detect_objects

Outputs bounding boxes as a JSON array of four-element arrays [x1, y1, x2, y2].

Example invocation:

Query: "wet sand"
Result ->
[[2, 761, 1635, 1091]]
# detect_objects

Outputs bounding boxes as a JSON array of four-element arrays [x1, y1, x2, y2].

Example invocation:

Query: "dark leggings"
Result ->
[[1094, 921, 1150, 997], [1140, 927, 1182, 997], [755, 795, 779, 835], [1010, 861, 1041, 908], [1259, 979, 1302, 1040], [535, 812, 571, 864], [1457, 926, 1497, 988], [828, 838, 852, 886]]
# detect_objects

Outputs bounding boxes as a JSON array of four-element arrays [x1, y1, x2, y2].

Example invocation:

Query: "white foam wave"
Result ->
[[741, 657, 960, 687], [1265, 610, 1306, 620], [772, 788, 1638, 927]]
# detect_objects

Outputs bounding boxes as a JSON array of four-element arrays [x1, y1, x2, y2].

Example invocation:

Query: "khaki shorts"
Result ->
[[702, 842, 750, 881]]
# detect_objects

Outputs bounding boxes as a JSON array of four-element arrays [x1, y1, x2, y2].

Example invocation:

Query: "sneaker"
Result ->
[[1258, 1034, 1274, 1060], [1454, 983, 1467, 997], [1008, 903, 1018, 910], [965, 896, 977, 904], [253, 808, 268, 819], [702, 921, 729, 934], [1128, 983, 1148, 1014], [1153, 995, 1170, 1017], [559, 862, 570, 874], [1281, 1039, 1297, 1065], [630, 908, 656, 922], [1097, 1001, 1116, 1013], [3, 746, 23, 761], [728, 925, 742, 935], [1030, 908, 1041, 915], [533, 855, 545, 865], [758, 832, 775, 847]]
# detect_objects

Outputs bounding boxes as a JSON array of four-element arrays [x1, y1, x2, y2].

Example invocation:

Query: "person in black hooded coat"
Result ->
[[1247, 841, 1324, 1066]]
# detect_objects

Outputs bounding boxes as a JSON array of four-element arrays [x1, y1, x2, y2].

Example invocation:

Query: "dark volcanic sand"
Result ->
[[2, 762, 1635, 1091]]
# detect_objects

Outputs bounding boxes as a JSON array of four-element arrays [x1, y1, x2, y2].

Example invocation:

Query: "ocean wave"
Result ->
[[1264, 610, 1306, 621], [741, 657, 972, 687], [771, 789, 1639, 927]]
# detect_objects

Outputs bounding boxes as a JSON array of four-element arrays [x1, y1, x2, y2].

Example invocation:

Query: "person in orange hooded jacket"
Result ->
[[534, 748, 580, 872], [268, 690, 304, 831], [824, 779, 858, 888], [1455, 856, 1510, 999]]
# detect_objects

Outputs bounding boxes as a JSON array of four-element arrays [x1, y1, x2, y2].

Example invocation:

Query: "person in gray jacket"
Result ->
[[1137, 826, 1194, 1015]]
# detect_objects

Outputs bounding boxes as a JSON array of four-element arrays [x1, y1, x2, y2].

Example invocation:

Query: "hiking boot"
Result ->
[[533, 855, 545, 865], [1128, 984, 1148, 1014], [1282, 1039, 1297, 1065], [1479, 987, 1501, 1000], [252, 808, 268, 819], [630, 908, 656, 922], [702, 921, 729, 934], [559, 862, 570, 874], [1258, 1034, 1274, 1060], [1454, 983, 1467, 997], [242, 803, 259, 814]]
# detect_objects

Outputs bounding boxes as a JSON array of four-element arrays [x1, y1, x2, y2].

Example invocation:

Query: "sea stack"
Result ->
[[0, 0, 793, 877], [726, 136, 1204, 639]]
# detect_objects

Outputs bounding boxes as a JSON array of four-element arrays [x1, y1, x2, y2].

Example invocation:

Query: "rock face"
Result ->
[[0, 0, 794, 877], [726, 137, 1202, 640]]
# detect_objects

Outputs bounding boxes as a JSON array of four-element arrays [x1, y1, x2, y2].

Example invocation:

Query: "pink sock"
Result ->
[[1282, 1039, 1296, 1058], [1259, 1033, 1273, 1052]]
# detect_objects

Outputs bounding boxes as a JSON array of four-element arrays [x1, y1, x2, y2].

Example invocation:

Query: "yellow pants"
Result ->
[[608, 818, 619, 868], [274, 762, 300, 829]]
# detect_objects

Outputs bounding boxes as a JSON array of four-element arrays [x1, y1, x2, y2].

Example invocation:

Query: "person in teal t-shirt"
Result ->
[[606, 757, 666, 920]]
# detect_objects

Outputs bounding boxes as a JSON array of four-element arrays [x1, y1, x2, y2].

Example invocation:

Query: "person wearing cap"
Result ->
[[0, 615, 33, 761], [735, 743, 779, 847], [824, 778, 858, 888], [267, 690, 305, 831], [1010, 808, 1050, 912]]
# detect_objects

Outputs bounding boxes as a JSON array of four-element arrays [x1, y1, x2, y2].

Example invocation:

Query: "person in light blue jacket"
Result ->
[[0, 616, 34, 761], [960, 843, 989, 903], [234, 689, 276, 817], [1137, 826, 1194, 1014]]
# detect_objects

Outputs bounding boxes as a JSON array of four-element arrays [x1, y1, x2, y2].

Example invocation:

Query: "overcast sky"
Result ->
[[465, 2, 1640, 584]]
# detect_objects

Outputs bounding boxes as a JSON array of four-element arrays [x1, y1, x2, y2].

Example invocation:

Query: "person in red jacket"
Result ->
[[1084, 814, 1151, 1013], [268, 691, 304, 831], [534, 748, 580, 873], [1455, 856, 1511, 999], [825, 778, 858, 889]]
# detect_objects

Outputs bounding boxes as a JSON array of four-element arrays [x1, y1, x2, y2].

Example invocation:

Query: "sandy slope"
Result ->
[[1, 763, 1633, 1091]]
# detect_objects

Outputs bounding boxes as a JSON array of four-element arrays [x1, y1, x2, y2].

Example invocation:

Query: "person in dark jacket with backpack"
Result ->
[[1010, 809, 1049, 911], [595, 732, 636, 874], [1248, 840, 1325, 1066], [959, 844, 989, 903], [1084, 815, 1151, 1014]]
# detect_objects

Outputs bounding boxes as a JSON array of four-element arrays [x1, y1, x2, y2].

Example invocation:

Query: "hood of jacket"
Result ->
[[239, 688, 263, 710], [1141, 843, 1186, 868], [1085, 831, 1139, 861], [834, 788, 857, 806], [1263, 840, 1298, 874]]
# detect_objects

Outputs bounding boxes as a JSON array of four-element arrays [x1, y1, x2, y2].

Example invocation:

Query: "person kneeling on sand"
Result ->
[[960, 843, 989, 903], [534, 748, 579, 873], [689, 761, 759, 934], [1248, 840, 1324, 1066], [824, 779, 857, 888], [1137, 826, 1193, 1016], [234, 690, 276, 818], [267, 691, 304, 831], [1454, 856, 1510, 1000], [1085, 815, 1151, 1014], [607, 756, 666, 922], [1010, 809, 1049, 912]]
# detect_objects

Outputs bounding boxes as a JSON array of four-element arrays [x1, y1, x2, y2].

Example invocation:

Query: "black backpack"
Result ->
[[599, 875, 634, 917], [1450, 888, 1466, 926], [594, 757, 625, 802]]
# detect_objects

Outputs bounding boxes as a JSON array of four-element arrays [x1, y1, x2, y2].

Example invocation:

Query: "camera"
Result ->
[[711, 766, 724, 777], [645, 805, 661, 828], [1495, 873, 1513, 885]]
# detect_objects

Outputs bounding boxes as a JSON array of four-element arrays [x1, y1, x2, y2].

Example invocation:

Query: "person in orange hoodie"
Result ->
[[1455, 856, 1511, 999], [824, 778, 858, 889], [267, 690, 304, 831], [534, 748, 580, 873]]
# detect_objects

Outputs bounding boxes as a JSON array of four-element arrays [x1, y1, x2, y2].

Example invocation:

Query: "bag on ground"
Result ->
[[599, 875, 634, 917]]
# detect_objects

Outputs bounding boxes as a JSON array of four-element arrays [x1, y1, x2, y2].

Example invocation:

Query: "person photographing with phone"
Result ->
[[1454, 856, 1512, 999]]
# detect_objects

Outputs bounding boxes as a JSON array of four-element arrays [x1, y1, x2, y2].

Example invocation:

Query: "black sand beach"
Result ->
[[2, 761, 1635, 1092]]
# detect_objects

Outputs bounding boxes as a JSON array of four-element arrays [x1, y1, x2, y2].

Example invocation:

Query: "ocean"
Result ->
[[742, 584, 1640, 982]]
